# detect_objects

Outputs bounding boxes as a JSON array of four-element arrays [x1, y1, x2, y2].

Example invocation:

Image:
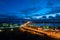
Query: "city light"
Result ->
[[19, 21, 60, 39], [0, 30, 2, 32], [10, 29, 14, 31]]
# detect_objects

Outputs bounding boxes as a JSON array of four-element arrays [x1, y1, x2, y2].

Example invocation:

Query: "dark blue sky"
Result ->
[[0, 0, 60, 19]]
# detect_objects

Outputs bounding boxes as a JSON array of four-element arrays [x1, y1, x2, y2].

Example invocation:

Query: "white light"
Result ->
[[0, 30, 2, 32], [11, 29, 14, 31]]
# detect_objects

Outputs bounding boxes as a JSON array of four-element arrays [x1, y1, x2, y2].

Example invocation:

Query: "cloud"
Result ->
[[30, 8, 51, 16], [0, 0, 60, 23], [31, 13, 60, 19]]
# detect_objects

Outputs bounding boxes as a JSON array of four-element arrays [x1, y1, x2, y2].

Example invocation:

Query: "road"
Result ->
[[19, 21, 60, 40]]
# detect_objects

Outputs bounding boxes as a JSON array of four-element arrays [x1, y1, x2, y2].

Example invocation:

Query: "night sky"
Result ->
[[0, 0, 60, 22]]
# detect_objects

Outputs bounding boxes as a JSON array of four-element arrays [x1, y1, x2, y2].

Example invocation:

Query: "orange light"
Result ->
[[19, 21, 60, 39]]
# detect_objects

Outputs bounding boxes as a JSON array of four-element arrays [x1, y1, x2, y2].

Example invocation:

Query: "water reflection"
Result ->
[[29, 23, 60, 27]]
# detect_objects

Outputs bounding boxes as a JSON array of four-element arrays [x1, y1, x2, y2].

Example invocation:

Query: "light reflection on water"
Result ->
[[28, 23, 60, 27]]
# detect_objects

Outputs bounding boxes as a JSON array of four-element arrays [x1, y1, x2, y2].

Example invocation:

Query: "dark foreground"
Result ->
[[0, 28, 58, 40]]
